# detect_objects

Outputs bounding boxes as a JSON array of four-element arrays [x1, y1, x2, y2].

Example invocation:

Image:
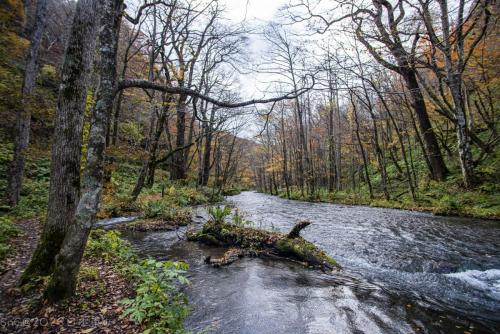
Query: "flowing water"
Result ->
[[121, 191, 500, 334]]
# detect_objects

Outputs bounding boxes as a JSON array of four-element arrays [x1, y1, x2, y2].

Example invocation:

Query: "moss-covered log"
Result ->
[[204, 248, 243, 267], [187, 221, 340, 271]]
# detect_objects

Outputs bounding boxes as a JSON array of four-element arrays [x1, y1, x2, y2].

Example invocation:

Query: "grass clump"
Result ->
[[142, 200, 192, 225]]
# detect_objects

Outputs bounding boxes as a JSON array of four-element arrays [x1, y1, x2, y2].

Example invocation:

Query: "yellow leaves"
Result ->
[[0, 0, 24, 28], [166, 63, 186, 82], [265, 161, 281, 173]]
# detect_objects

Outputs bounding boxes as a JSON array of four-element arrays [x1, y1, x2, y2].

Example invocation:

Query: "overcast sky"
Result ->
[[221, 0, 292, 99], [223, 0, 287, 23]]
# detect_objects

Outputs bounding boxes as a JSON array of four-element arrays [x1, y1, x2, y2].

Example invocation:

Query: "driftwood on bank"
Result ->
[[188, 220, 339, 271]]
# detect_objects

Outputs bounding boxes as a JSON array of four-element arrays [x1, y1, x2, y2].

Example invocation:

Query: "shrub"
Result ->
[[85, 229, 135, 265], [100, 196, 141, 218], [208, 205, 232, 223], [142, 200, 192, 225], [121, 259, 190, 334], [86, 230, 190, 333]]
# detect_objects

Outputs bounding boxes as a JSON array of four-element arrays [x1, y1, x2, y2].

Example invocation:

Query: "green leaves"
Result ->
[[208, 205, 232, 223], [0, 216, 20, 267], [85, 230, 193, 333], [120, 258, 190, 334], [85, 229, 136, 265]]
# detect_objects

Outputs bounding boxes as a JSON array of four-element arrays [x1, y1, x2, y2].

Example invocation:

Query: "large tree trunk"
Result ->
[[171, 95, 188, 179], [403, 71, 448, 181], [131, 106, 157, 200], [200, 105, 218, 186], [6, 0, 48, 207], [200, 129, 213, 186], [20, 0, 100, 283], [45, 0, 123, 302]]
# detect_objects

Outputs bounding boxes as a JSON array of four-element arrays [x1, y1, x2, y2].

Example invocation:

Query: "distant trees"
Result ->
[[20, 0, 310, 302], [7, 0, 48, 206], [263, 24, 314, 195], [272, 0, 498, 193]]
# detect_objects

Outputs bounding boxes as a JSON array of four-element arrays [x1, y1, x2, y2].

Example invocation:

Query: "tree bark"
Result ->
[[132, 97, 171, 200], [21, 0, 100, 283], [280, 106, 291, 198], [200, 127, 213, 186], [7, 0, 48, 207], [403, 70, 448, 181], [351, 94, 373, 199], [45, 0, 123, 302], [171, 95, 188, 179]]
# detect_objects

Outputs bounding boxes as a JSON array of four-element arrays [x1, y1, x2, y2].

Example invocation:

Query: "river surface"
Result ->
[[121, 191, 500, 334]]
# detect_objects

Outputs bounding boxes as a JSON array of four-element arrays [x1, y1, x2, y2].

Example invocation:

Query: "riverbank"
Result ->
[[0, 219, 189, 333], [125, 191, 500, 333], [272, 182, 500, 220], [0, 146, 233, 333]]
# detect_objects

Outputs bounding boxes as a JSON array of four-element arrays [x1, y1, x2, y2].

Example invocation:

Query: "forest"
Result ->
[[0, 0, 499, 333]]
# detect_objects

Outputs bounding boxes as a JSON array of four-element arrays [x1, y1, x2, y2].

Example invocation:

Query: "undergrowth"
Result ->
[[85, 229, 190, 334], [0, 215, 20, 270]]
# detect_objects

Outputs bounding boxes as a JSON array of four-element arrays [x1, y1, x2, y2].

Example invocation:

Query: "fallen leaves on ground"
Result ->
[[0, 219, 142, 334]]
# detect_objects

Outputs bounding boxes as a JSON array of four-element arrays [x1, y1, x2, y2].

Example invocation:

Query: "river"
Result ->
[[121, 191, 500, 334]]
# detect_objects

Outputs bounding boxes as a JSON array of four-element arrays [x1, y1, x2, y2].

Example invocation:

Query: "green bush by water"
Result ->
[[86, 230, 190, 334]]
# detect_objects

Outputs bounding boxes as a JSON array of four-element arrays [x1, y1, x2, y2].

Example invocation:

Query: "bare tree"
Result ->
[[415, 0, 492, 187], [289, 0, 449, 181], [21, 0, 100, 284], [7, 0, 48, 206]]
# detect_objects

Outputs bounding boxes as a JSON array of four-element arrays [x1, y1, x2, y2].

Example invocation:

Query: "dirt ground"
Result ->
[[0, 219, 141, 334]]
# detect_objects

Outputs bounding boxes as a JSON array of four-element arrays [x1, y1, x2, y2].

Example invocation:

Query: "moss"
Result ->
[[19, 226, 67, 284], [275, 237, 338, 269], [187, 231, 222, 245]]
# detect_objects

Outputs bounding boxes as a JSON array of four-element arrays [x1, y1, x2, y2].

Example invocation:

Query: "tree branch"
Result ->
[[117, 77, 315, 108]]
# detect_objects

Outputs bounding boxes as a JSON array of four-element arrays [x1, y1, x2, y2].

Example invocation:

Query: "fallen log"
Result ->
[[204, 248, 244, 267], [188, 221, 340, 271], [287, 221, 311, 238]]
